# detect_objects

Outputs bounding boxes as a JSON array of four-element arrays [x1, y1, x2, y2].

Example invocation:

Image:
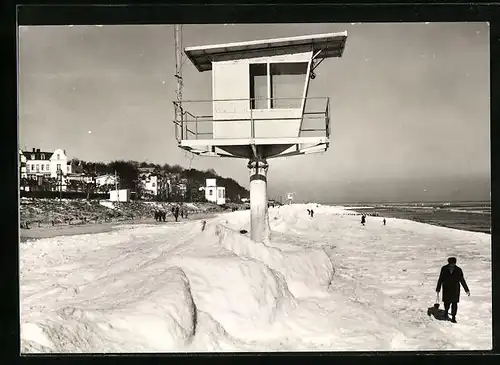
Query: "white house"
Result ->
[[21, 148, 71, 179], [204, 178, 226, 205], [138, 167, 161, 197], [20, 148, 72, 191], [140, 174, 159, 196], [19, 150, 27, 179], [95, 174, 119, 187]]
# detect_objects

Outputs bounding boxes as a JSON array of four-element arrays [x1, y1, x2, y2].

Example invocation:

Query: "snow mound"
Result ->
[[21, 267, 197, 352], [213, 223, 334, 297], [164, 226, 298, 341]]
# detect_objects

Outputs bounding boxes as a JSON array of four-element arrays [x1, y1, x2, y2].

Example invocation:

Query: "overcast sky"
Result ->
[[18, 23, 490, 203]]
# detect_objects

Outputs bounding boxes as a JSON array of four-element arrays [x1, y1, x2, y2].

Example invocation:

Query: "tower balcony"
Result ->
[[173, 96, 331, 159]]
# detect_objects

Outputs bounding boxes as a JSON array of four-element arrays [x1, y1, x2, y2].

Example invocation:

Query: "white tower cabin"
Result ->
[[174, 31, 348, 242]]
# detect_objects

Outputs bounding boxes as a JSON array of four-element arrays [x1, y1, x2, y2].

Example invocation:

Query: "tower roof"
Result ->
[[184, 31, 348, 72]]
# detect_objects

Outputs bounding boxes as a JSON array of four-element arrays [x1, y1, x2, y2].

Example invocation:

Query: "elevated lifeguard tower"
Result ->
[[173, 29, 348, 242]]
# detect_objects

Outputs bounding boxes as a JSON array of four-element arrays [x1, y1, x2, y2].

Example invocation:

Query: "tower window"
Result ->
[[249, 63, 268, 109]]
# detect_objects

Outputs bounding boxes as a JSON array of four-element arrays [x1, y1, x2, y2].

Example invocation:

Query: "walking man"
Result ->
[[383, 218, 386, 226], [174, 205, 180, 222], [361, 215, 366, 226], [436, 257, 470, 323]]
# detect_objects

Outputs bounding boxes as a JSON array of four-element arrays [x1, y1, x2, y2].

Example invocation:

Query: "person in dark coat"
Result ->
[[174, 206, 180, 222], [154, 211, 159, 222], [383, 218, 386, 226], [310, 209, 314, 218], [361, 215, 366, 225], [436, 257, 470, 323]]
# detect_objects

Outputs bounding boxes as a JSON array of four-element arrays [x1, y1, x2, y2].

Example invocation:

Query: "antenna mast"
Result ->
[[174, 25, 183, 114]]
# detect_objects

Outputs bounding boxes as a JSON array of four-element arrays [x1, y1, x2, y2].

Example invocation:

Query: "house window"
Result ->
[[249, 63, 268, 109], [41, 164, 44, 171], [152, 182, 156, 187], [57, 154, 60, 159], [270, 62, 308, 109], [31, 154, 35, 160], [209, 189, 213, 196], [57, 164, 61, 171], [218, 190, 223, 199], [46, 164, 49, 170], [41, 153, 45, 160], [36, 164, 40, 171]]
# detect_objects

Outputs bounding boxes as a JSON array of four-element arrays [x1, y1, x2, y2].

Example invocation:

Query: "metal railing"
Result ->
[[173, 97, 330, 142]]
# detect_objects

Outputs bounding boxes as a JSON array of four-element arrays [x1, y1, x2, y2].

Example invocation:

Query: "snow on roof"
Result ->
[[185, 31, 348, 72]]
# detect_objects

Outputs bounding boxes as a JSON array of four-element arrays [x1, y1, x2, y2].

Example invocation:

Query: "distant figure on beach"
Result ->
[[201, 220, 207, 232], [161, 210, 166, 222], [383, 218, 386, 226], [307, 209, 311, 216], [436, 257, 470, 323], [174, 206, 180, 222], [310, 209, 314, 218], [361, 215, 366, 226]]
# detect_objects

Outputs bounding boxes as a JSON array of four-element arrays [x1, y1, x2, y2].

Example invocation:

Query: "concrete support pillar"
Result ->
[[248, 158, 270, 243]]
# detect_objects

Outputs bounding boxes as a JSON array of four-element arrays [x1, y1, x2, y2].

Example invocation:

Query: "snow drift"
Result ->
[[20, 203, 492, 352]]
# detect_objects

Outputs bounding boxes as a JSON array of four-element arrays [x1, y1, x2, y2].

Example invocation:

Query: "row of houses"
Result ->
[[18, 147, 226, 204], [137, 168, 226, 204], [19, 148, 118, 192]]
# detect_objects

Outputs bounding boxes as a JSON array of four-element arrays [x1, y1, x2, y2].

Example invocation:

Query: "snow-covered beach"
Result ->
[[19, 203, 492, 352]]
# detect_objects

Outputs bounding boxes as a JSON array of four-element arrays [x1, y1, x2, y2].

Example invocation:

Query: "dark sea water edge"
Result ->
[[336, 201, 491, 234]]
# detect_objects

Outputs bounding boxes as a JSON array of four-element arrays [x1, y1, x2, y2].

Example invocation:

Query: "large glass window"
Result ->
[[270, 62, 308, 109], [249, 62, 308, 109], [249, 64, 268, 109]]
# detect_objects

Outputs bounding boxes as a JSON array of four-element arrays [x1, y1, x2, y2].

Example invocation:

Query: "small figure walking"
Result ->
[[436, 257, 470, 323], [361, 215, 366, 226], [174, 205, 180, 222], [383, 218, 386, 226], [307, 209, 311, 216], [310, 209, 314, 218]]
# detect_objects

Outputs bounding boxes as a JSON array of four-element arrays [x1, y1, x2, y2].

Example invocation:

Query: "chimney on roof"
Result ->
[[36, 148, 40, 153], [32, 148, 35, 152]]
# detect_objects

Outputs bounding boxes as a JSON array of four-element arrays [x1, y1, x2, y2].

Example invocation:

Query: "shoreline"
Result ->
[[20, 213, 216, 242], [345, 206, 491, 235]]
